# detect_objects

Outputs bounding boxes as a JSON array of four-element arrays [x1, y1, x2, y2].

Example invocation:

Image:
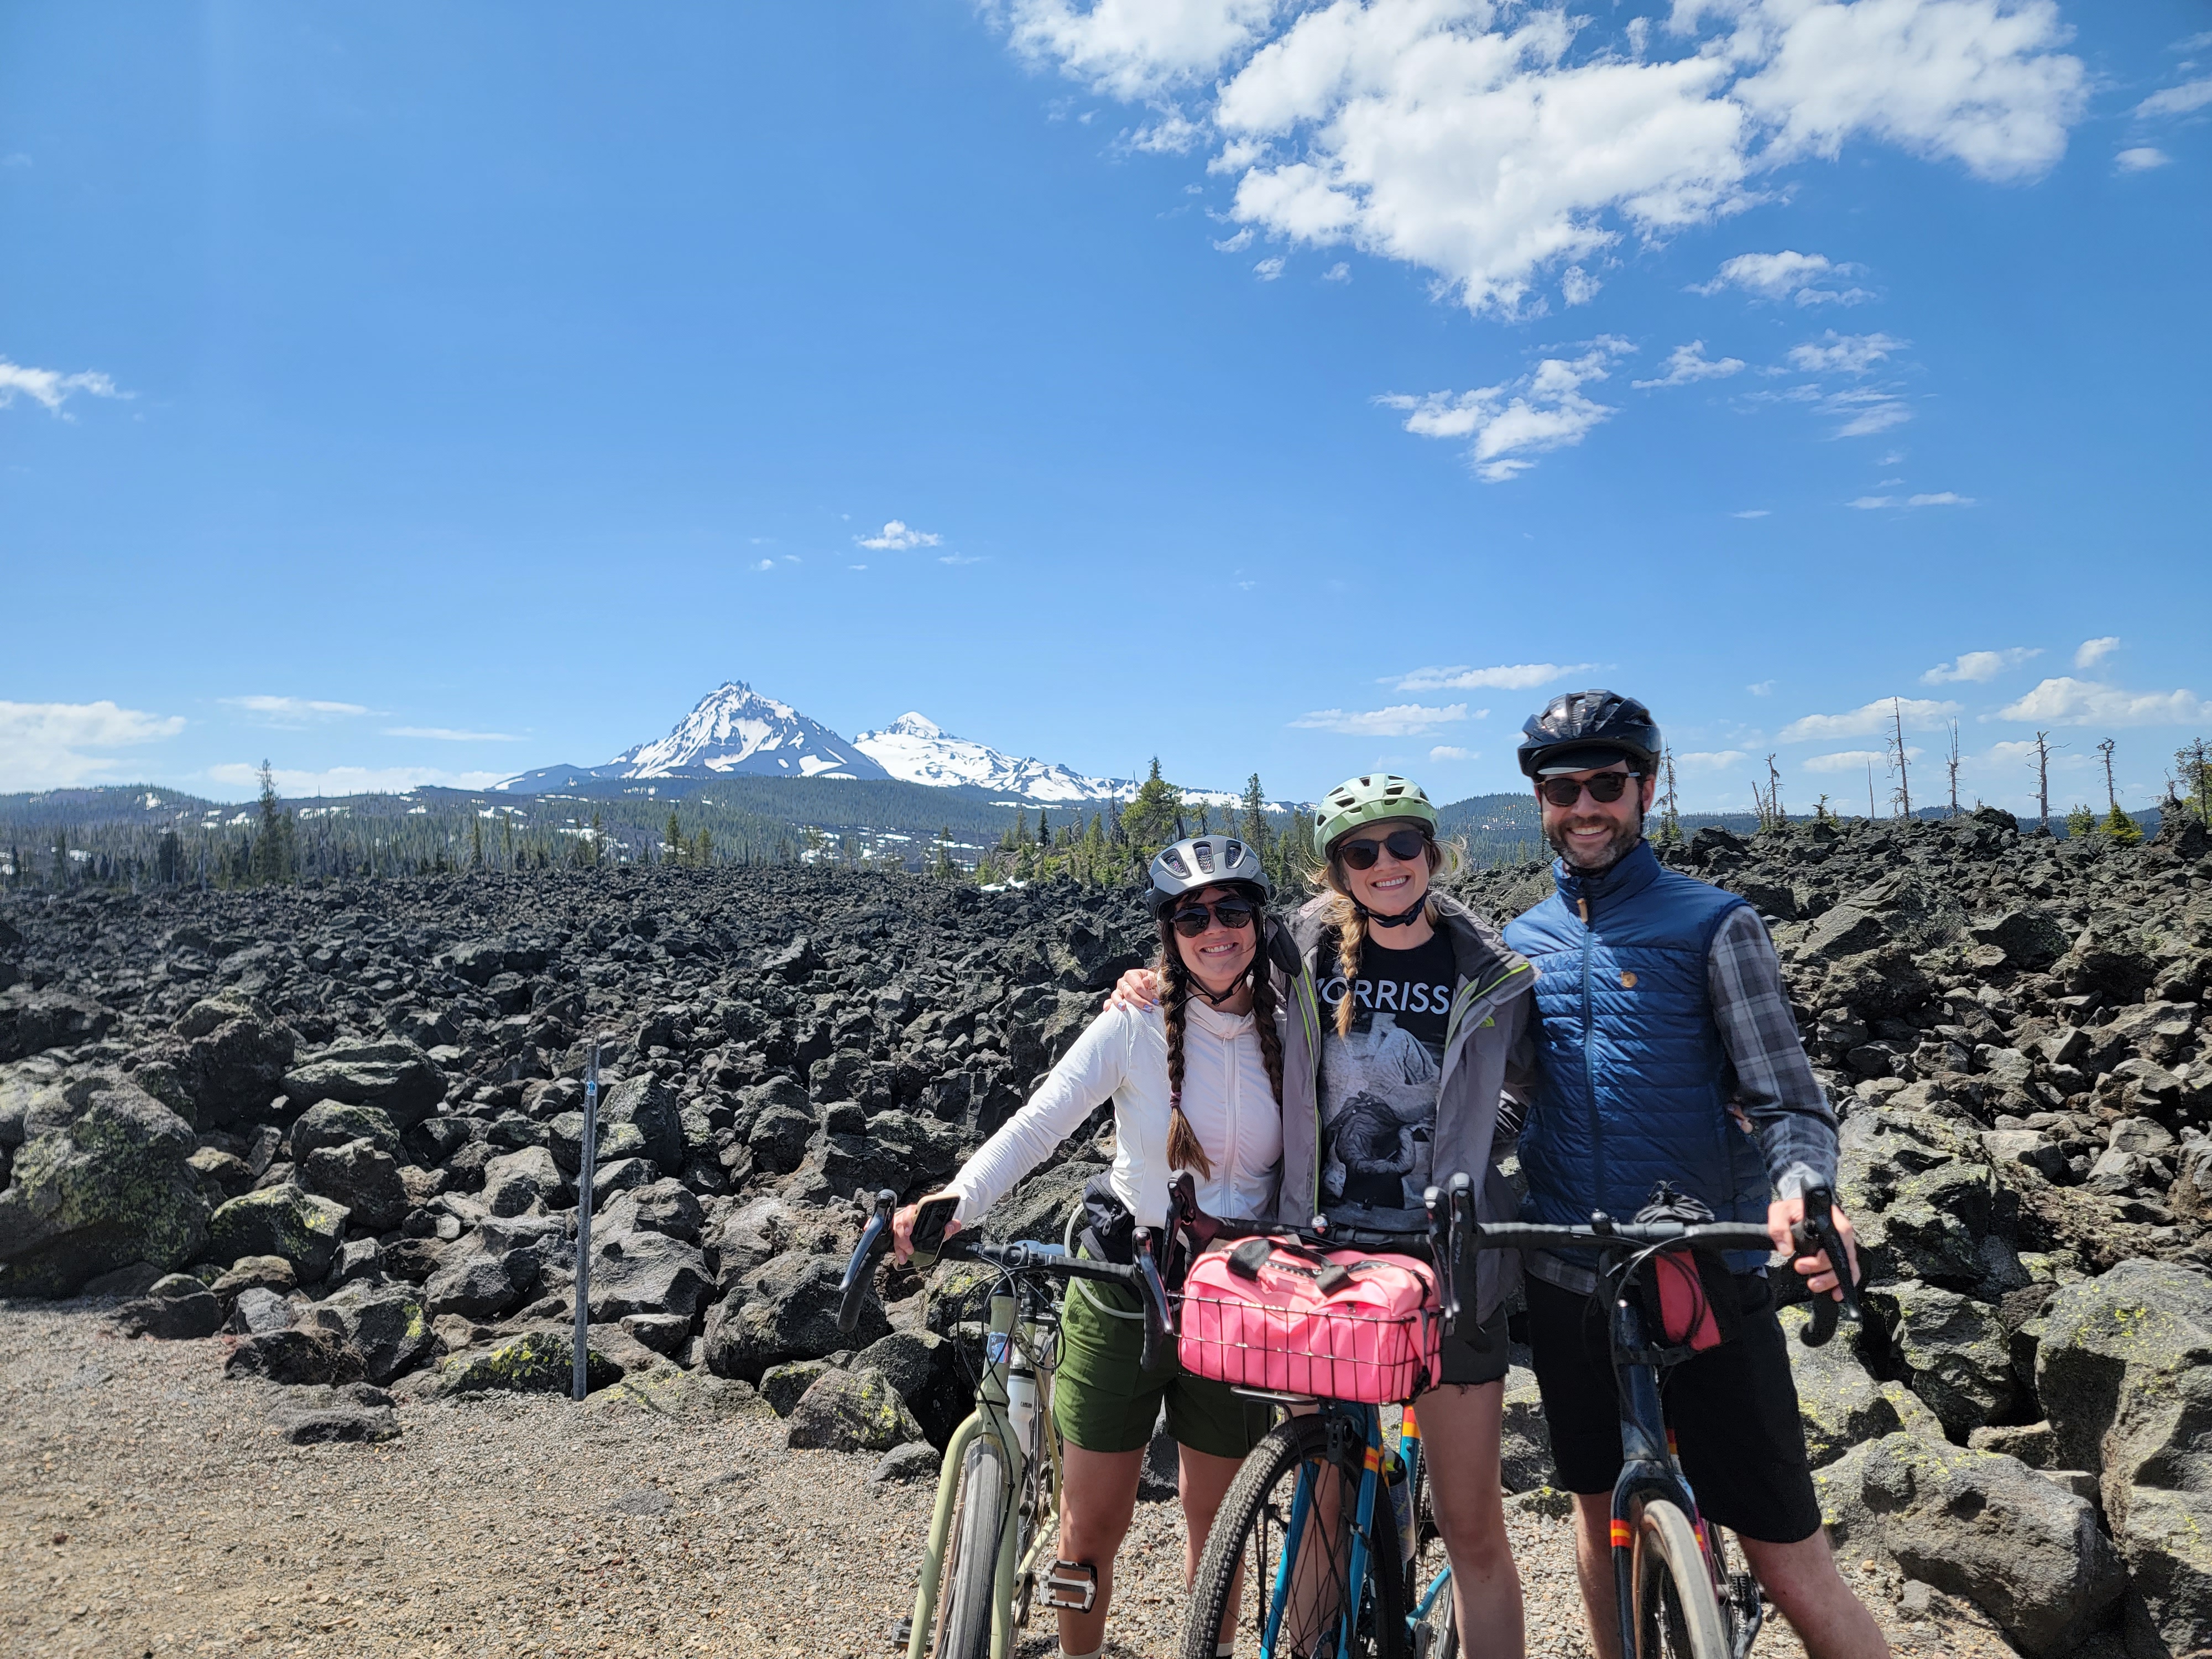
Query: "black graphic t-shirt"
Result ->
[[1315, 927, 1458, 1228]]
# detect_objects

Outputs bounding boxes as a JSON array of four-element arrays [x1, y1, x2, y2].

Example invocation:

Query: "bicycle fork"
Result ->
[[907, 1291, 1028, 1659]]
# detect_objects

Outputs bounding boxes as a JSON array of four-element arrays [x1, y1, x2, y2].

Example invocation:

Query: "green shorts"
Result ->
[[1052, 1269, 1275, 1461]]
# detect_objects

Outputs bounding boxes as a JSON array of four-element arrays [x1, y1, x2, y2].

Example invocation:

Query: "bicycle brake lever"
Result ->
[[835, 1187, 899, 1335], [1788, 1185, 1862, 1349], [1131, 1228, 1172, 1376], [1444, 1173, 1475, 1337]]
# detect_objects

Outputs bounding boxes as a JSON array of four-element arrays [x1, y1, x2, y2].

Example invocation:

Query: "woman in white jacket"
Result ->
[[891, 834, 1309, 1659]]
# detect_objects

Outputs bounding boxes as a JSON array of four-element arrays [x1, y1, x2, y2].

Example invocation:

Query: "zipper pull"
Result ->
[[1577, 897, 1591, 925]]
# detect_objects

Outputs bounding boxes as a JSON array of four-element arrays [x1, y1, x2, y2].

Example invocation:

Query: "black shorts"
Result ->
[[1435, 1307, 1511, 1387], [1524, 1272, 1822, 1544]]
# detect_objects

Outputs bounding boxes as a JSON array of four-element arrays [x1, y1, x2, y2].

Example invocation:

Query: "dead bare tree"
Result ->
[[2099, 738, 2120, 816], [1866, 758, 1877, 822], [1887, 697, 1912, 818], [2028, 731, 2060, 832], [1766, 754, 1785, 827], [1945, 722, 1961, 818]]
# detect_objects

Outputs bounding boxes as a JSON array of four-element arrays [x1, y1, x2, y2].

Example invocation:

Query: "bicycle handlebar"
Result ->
[[834, 1190, 1172, 1371]]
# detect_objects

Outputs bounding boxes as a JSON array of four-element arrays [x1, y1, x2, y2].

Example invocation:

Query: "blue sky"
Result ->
[[3, 1, 2207, 815]]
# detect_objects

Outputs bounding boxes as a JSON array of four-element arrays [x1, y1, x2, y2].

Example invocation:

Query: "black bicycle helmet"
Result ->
[[1516, 689, 1661, 778]]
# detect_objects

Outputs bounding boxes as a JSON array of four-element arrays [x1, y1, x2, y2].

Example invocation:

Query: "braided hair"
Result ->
[[1157, 891, 1285, 1181]]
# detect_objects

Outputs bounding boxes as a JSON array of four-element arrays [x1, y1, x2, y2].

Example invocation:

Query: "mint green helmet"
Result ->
[[1311, 774, 1439, 859]]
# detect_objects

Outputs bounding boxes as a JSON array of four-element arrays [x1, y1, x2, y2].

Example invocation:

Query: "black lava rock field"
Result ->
[[4, 805, 2212, 1657]]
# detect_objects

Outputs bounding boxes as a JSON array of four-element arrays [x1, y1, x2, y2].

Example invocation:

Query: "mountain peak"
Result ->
[[882, 712, 943, 739], [605, 680, 885, 781]]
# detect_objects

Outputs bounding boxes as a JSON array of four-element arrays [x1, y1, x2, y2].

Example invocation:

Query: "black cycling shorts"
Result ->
[[1524, 1272, 1823, 1545], [1435, 1307, 1511, 1387]]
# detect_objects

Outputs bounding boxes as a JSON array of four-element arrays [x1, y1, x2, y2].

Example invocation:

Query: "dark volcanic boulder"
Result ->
[[301, 1139, 409, 1233], [291, 1101, 402, 1163], [282, 1040, 445, 1129], [0, 987, 114, 1062], [784, 1365, 924, 1453], [439, 1328, 622, 1396], [226, 1327, 364, 1385], [703, 1248, 888, 1383], [597, 1178, 706, 1244], [1967, 908, 2070, 972], [207, 1184, 349, 1281], [113, 1272, 225, 1340], [599, 1074, 684, 1175], [309, 1280, 435, 1383], [176, 994, 298, 1122], [0, 1084, 209, 1296], [422, 1218, 556, 1321], [481, 1146, 567, 1217], [746, 1105, 816, 1175], [586, 1229, 711, 1322]]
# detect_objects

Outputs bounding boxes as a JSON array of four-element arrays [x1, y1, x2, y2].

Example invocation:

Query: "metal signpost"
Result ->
[[572, 1039, 601, 1401]]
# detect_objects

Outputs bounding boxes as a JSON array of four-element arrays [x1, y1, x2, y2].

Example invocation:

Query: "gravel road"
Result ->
[[1, 1300, 2020, 1659]]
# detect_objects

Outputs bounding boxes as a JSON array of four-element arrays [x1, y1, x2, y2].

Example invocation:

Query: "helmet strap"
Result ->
[[1355, 896, 1428, 930]]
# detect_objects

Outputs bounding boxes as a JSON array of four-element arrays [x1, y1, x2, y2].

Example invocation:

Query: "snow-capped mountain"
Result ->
[[852, 713, 1131, 803], [611, 682, 887, 780]]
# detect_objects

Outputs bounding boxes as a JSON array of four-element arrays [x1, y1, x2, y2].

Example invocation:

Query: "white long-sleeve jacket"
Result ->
[[942, 998, 1283, 1229]]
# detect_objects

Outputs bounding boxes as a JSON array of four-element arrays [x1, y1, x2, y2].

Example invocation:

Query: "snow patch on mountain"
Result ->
[[609, 682, 886, 781], [852, 713, 1131, 803]]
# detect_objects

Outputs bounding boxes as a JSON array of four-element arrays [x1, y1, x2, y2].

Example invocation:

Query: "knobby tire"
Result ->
[[1179, 1415, 1406, 1659], [937, 1437, 1007, 1659], [1631, 1498, 1728, 1659]]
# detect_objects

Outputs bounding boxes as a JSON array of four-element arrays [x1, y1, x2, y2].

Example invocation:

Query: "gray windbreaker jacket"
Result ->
[[1273, 891, 1536, 1323]]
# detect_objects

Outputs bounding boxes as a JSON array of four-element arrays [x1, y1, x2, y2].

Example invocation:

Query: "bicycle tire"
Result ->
[[936, 1437, 1007, 1659], [1179, 1415, 1406, 1659], [1407, 1462, 1455, 1659], [1630, 1498, 1728, 1659]]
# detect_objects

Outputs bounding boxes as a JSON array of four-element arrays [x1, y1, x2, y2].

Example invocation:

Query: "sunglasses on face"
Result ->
[[1538, 772, 1642, 808], [1170, 899, 1258, 937], [1336, 827, 1432, 870]]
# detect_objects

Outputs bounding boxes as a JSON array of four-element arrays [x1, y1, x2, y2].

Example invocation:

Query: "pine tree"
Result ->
[[665, 810, 684, 866], [1239, 775, 1274, 863], [251, 762, 295, 885], [470, 815, 485, 869], [2105, 803, 2143, 844], [695, 827, 713, 865], [53, 830, 68, 888], [589, 809, 605, 867], [1120, 759, 1182, 854], [2064, 804, 2096, 838], [1035, 807, 1050, 846], [2175, 738, 2211, 825]]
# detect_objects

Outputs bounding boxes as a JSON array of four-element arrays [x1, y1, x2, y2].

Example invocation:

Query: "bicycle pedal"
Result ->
[[1041, 1558, 1098, 1613], [889, 1616, 912, 1648]]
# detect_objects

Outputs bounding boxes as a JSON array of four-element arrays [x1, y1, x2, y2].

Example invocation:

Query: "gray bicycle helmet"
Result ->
[[1146, 835, 1271, 916], [1516, 689, 1661, 778]]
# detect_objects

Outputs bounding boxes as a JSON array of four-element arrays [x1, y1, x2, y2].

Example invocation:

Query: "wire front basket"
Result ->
[[1177, 1266, 1441, 1405]]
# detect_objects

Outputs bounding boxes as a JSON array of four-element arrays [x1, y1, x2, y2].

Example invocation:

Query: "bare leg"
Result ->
[[1570, 1493, 1622, 1659], [1056, 1444, 1145, 1655], [1736, 1531, 1890, 1659], [1413, 1383, 1526, 1659], [1178, 1444, 1248, 1648]]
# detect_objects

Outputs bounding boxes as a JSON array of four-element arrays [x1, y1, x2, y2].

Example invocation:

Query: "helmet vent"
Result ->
[[1193, 841, 1215, 874], [1225, 840, 1244, 865], [1161, 848, 1189, 878]]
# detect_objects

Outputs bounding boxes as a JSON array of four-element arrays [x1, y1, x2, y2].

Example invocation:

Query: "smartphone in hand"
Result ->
[[909, 1193, 960, 1269]]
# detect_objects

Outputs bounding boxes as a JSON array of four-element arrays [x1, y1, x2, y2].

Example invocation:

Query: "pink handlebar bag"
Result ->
[[1177, 1235, 1442, 1404]]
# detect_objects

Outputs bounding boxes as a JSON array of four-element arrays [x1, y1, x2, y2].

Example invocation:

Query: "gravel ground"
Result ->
[[1, 1300, 2022, 1659]]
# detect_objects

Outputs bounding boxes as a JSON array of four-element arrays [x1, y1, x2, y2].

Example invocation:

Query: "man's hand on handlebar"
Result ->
[[1105, 967, 1161, 1014], [1767, 1190, 1861, 1299], [890, 1196, 963, 1265]]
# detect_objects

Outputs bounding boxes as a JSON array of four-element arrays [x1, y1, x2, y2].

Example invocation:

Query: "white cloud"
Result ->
[[1634, 340, 1745, 388], [380, 727, 525, 742], [752, 559, 775, 572], [0, 357, 128, 417], [1996, 677, 2210, 727], [1291, 702, 1469, 736], [1908, 491, 1972, 505], [1031, 0, 2088, 320], [1694, 248, 1867, 304], [1787, 330, 1907, 374], [1803, 747, 1916, 773], [857, 519, 942, 551], [2117, 147, 2173, 172], [1677, 749, 1747, 769], [940, 553, 986, 566], [221, 695, 372, 726], [1322, 260, 1352, 281], [1428, 745, 1474, 761], [1381, 339, 1631, 481], [1390, 662, 1590, 692], [1747, 679, 1775, 695], [1001, 0, 1282, 100], [2136, 77, 2212, 118], [2074, 635, 2120, 669], [1559, 265, 1600, 306], [1214, 227, 1255, 252], [1922, 646, 2038, 684], [0, 700, 186, 790], [206, 762, 510, 799], [1732, 509, 1771, 519], [1849, 495, 1895, 509], [1780, 696, 1961, 742], [1821, 386, 1913, 437], [1131, 111, 1207, 152], [1254, 255, 1287, 279]]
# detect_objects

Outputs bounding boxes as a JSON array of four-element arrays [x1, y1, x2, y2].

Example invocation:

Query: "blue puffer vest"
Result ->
[[1504, 839, 1771, 1268]]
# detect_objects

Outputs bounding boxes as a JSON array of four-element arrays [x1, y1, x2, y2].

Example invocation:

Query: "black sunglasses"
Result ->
[[1169, 899, 1258, 937], [1538, 772, 1642, 808], [1336, 827, 1432, 870]]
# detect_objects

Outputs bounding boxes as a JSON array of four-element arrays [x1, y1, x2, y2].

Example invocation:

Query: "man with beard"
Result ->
[[1500, 690, 1888, 1659]]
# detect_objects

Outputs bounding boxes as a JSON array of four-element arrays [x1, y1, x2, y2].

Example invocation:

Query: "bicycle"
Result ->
[[1452, 1182, 1863, 1659], [836, 1187, 1173, 1659], [1176, 1181, 1859, 1659]]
